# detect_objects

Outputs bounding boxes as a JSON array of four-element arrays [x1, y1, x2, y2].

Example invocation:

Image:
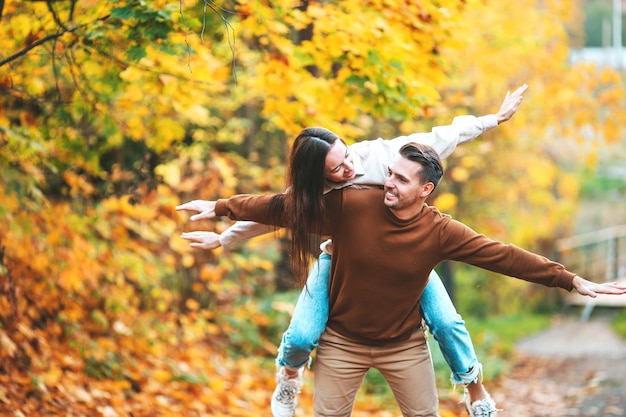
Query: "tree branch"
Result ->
[[46, 0, 69, 31], [0, 30, 72, 68], [0, 12, 109, 68]]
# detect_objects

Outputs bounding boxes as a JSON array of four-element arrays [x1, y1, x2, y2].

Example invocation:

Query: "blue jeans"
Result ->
[[276, 253, 481, 385]]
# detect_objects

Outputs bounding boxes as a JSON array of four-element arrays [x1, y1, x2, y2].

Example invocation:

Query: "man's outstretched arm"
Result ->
[[177, 194, 283, 227], [177, 195, 283, 248]]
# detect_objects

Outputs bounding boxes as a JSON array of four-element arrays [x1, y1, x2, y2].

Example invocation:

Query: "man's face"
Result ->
[[383, 155, 429, 214], [324, 140, 356, 182]]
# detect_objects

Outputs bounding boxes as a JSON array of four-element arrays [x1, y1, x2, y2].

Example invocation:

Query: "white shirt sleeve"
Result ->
[[392, 114, 498, 159], [218, 221, 277, 248], [346, 114, 498, 188], [220, 115, 499, 249]]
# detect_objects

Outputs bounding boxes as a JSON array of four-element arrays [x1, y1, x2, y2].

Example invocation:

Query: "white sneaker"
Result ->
[[465, 393, 501, 417], [271, 366, 304, 417]]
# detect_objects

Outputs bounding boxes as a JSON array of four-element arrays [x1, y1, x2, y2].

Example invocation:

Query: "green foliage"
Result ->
[[1, 0, 626, 414], [612, 308, 626, 340], [83, 349, 126, 380], [583, 0, 618, 47], [223, 297, 292, 356], [579, 167, 626, 198], [170, 370, 209, 385], [108, 2, 179, 58], [214, 247, 293, 356], [358, 314, 553, 404], [451, 265, 563, 318], [464, 314, 552, 352], [359, 369, 397, 410]]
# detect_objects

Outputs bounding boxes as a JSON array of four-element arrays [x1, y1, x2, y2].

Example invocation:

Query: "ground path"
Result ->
[[488, 314, 626, 417]]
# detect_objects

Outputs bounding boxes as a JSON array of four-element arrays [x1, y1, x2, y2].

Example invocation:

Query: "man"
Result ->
[[180, 143, 626, 416], [179, 85, 529, 417]]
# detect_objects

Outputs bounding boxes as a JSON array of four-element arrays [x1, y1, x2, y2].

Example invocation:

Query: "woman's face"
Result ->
[[324, 140, 355, 183]]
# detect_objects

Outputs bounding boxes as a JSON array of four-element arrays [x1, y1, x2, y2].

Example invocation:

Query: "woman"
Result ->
[[177, 84, 527, 417]]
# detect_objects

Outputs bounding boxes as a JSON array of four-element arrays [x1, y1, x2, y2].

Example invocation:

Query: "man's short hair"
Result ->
[[398, 142, 444, 188]]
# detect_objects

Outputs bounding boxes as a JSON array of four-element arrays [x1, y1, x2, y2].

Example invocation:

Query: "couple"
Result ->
[[176, 85, 626, 417]]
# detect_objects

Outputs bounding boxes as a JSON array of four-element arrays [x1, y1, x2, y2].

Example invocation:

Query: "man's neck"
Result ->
[[390, 202, 425, 220]]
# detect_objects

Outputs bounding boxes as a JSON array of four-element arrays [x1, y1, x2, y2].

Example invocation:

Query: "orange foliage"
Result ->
[[1, 0, 626, 415]]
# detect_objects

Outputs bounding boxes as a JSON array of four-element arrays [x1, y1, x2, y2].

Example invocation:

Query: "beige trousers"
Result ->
[[313, 325, 439, 417]]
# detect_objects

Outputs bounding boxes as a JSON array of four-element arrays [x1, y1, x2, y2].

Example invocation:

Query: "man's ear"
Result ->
[[420, 182, 435, 197]]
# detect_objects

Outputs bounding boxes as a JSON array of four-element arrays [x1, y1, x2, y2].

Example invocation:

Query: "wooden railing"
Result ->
[[555, 225, 626, 320]]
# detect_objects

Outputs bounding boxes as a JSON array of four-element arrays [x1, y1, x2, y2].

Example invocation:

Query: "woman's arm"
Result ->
[[391, 84, 528, 159], [179, 222, 277, 250], [344, 85, 528, 188], [218, 221, 277, 248]]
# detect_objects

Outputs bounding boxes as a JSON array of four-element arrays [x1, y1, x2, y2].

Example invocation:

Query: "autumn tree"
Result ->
[[1, 0, 625, 415]]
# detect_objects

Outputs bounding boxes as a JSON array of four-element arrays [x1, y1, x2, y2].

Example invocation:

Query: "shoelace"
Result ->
[[471, 402, 498, 417], [275, 386, 298, 405]]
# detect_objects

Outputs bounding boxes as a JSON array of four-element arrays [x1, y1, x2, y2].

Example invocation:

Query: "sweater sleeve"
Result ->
[[214, 190, 344, 237], [438, 218, 575, 291], [214, 194, 286, 227]]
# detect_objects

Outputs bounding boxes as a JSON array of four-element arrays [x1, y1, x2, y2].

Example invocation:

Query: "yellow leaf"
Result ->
[[149, 118, 185, 152], [69, 386, 93, 403], [200, 265, 223, 282], [185, 298, 200, 311], [434, 192, 458, 212], [153, 369, 172, 383], [182, 253, 195, 268], [602, 116, 621, 143], [126, 117, 145, 140], [184, 105, 210, 126], [211, 154, 238, 191], [557, 173, 579, 199], [42, 366, 63, 386], [0, 331, 17, 358], [119, 67, 144, 83], [59, 266, 83, 291], [584, 151, 598, 167], [450, 166, 470, 183], [528, 160, 555, 188], [155, 162, 181, 187]]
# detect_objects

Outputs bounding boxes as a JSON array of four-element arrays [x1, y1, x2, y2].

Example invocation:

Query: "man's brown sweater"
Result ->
[[215, 188, 575, 345]]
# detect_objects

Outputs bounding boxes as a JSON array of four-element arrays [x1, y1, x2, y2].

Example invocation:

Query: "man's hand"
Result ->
[[176, 200, 217, 221], [180, 231, 222, 250], [572, 275, 626, 298], [495, 83, 528, 124]]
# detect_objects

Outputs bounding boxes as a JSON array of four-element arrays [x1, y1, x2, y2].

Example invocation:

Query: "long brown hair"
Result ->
[[270, 127, 340, 283]]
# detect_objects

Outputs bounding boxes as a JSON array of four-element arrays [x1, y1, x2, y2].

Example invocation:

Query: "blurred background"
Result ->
[[1, 0, 625, 416]]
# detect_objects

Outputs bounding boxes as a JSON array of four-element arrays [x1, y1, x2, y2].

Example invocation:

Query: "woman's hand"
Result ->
[[495, 83, 528, 124], [176, 200, 217, 221], [180, 231, 222, 250]]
